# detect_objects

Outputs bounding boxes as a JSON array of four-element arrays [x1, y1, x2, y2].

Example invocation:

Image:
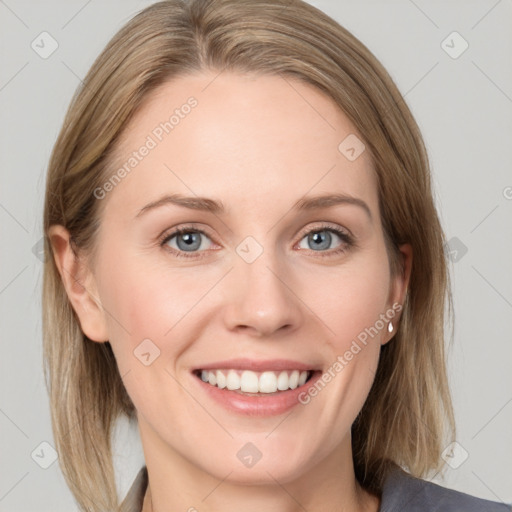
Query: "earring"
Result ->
[[387, 321, 394, 333]]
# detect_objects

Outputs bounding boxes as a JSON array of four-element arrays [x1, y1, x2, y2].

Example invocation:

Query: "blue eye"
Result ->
[[161, 228, 213, 257], [298, 228, 348, 252], [160, 224, 354, 259]]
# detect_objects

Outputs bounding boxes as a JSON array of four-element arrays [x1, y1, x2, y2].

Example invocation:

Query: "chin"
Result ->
[[190, 435, 317, 486]]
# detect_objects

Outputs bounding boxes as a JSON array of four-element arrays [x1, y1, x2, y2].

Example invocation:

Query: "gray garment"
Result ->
[[379, 466, 511, 512], [120, 465, 511, 512]]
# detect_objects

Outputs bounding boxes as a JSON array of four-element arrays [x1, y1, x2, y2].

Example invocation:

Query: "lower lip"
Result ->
[[191, 371, 322, 417]]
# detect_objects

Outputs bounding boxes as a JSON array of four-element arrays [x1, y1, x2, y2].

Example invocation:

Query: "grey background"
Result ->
[[1, 0, 511, 510]]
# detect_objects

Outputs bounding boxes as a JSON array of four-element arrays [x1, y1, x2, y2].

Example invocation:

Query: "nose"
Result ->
[[222, 248, 303, 338]]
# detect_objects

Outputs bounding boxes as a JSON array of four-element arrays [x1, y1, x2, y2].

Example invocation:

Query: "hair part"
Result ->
[[43, 0, 456, 509]]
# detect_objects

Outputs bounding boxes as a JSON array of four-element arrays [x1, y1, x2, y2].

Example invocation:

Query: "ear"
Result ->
[[383, 242, 412, 345], [47, 225, 108, 343]]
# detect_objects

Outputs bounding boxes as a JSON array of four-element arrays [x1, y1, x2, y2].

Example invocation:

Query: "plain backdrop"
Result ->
[[1, 0, 511, 510]]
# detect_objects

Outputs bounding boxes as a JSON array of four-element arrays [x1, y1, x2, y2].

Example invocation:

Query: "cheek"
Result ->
[[301, 254, 391, 349], [319, 254, 389, 406], [96, 252, 216, 364], [94, 255, 197, 415], [93, 252, 168, 361]]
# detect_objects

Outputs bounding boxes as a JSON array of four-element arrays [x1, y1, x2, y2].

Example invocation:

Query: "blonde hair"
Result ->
[[42, 0, 456, 509]]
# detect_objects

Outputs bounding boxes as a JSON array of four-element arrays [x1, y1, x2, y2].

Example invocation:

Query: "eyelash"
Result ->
[[158, 223, 355, 260]]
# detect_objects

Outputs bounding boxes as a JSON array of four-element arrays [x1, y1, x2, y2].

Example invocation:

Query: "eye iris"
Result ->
[[169, 228, 340, 254], [176, 232, 201, 251], [309, 230, 331, 251]]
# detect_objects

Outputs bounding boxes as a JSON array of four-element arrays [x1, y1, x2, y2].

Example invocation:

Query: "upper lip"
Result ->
[[194, 358, 319, 372]]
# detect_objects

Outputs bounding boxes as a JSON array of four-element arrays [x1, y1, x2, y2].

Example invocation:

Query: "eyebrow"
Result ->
[[135, 192, 372, 221]]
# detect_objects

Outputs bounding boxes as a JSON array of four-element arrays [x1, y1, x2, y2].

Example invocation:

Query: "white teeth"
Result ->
[[198, 369, 311, 393], [289, 370, 299, 389], [216, 370, 226, 389], [277, 371, 289, 391], [226, 370, 240, 390], [259, 371, 277, 393], [240, 370, 259, 392]]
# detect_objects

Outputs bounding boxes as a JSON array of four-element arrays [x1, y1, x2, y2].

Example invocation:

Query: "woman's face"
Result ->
[[67, 72, 410, 484]]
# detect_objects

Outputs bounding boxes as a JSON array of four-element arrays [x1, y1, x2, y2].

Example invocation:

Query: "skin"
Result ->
[[50, 71, 412, 512]]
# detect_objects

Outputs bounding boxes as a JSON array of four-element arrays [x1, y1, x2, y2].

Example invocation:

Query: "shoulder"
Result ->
[[379, 465, 511, 512]]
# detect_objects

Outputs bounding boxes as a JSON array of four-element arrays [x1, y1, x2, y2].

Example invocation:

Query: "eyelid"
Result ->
[[159, 221, 355, 258], [294, 221, 353, 240], [158, 224, 219, 249]]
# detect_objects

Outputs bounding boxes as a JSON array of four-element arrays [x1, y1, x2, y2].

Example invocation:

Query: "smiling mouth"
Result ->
[[193, 368, 316, 395]]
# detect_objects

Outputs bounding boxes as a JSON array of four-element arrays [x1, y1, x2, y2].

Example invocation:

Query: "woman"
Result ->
[[42, 1, 510, 511]]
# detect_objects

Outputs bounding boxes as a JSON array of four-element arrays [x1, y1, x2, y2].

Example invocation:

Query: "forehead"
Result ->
[[104, 71, 378, 220]]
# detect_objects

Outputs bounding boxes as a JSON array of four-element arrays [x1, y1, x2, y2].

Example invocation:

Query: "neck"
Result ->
[[139, 423, 380, 512]]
